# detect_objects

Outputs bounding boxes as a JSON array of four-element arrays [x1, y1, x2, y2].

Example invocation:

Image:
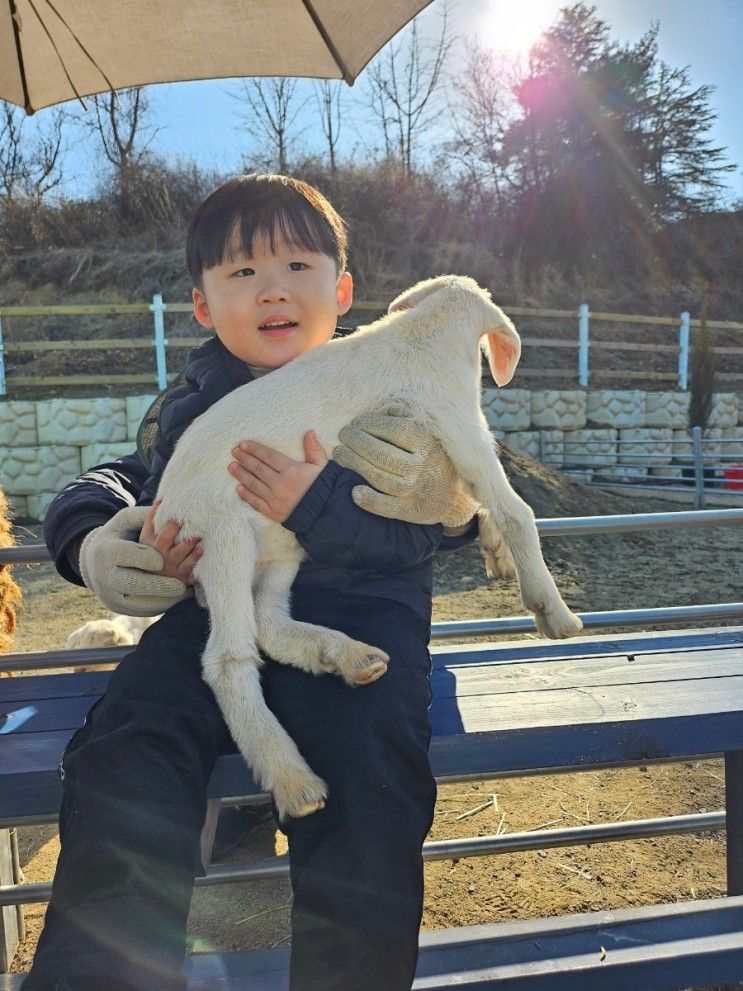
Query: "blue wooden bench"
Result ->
[[2, 625, 743, 989]]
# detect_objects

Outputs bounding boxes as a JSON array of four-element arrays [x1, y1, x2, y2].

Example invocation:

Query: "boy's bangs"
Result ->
[[227, 206, 332, 265], [187, 174, 347, 284]]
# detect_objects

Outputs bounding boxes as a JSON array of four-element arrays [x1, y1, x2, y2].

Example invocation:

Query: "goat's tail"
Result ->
[[195, 523, 328, 821]]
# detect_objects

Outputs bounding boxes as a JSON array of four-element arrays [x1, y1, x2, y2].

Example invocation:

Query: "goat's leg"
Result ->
[[194, 529, 327, 819], [442, 425, 582, 639], [254, 557, 388, 686]]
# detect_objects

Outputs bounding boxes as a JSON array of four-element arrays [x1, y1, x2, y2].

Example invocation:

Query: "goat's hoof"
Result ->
[[274, 770, 328, 822], [289, 797, 326, 818], [352, 658, 388, 685], [535, 604, 583, 639]]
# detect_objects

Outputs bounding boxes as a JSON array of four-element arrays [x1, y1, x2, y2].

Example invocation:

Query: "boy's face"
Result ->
[[192, 232, 353, 369]]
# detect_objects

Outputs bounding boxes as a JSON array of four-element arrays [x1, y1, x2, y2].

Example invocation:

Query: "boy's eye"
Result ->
[[233, 267, 255, 277], [288, 261, 309, 271]]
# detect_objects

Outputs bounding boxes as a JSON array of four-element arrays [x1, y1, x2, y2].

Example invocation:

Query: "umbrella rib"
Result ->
[[25, 0, 117, 109], [40, 0, 115, 91], [301, 0, 353, 85], [8, 0, 32, 113]]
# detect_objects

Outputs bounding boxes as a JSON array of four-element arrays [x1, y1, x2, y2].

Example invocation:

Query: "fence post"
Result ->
[[678, 311, 690, 391], [578, 303, 590, 387], [0, 310, 6, 397], [692, 425, 705, 510], [150, 294, 168, 391]]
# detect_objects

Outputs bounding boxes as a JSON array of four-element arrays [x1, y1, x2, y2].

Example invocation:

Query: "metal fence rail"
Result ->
[[545, 426, 743, 509], [0, 809, 726, 907]]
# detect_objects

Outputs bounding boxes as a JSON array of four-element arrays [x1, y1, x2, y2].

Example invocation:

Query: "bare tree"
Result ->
[[364, 4, 452, 173], [314, 80, 343, 174], [444, 41, 516, 204], [0, 101, 65, 203], [232, 78, 307, 173], [81, 87, 157, 171], [79, 87, 159, 223]]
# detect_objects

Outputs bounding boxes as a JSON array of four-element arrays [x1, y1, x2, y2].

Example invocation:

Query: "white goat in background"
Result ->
[[67, 614, 161, 672], [66, 614, 160, 650], [153, 275, 583, 820]]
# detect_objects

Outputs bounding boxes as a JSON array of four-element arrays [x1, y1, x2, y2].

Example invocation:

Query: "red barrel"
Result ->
[[723, 464, 743, 490]]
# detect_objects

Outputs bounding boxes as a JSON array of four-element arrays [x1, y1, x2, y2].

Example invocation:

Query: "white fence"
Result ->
[[2, 300, 743, 395]]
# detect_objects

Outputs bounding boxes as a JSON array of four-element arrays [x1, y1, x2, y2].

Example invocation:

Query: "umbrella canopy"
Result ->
[[1, 0, 434, 114]]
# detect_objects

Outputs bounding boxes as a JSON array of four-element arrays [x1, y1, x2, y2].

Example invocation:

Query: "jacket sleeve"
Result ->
[[137, 381, 201, 505], [43, 452, 149, 585], [283, 460, 443, 571], [439, 516, 479, 551]]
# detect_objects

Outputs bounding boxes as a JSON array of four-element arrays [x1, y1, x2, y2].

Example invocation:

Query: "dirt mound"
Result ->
[[499, 444, 631, 520]]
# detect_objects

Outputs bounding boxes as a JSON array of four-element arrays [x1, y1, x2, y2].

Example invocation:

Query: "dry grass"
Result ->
[[0, 487, 22, 653]]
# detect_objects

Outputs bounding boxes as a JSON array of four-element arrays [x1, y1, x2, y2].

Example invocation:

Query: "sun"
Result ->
[[478, 0, 561, 59]]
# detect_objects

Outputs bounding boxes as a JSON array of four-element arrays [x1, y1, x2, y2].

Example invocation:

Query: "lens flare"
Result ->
[[478, 0, 561, 58]]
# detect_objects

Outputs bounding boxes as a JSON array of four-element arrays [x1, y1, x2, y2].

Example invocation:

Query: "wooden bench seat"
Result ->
[[2, 626, 743, 986]]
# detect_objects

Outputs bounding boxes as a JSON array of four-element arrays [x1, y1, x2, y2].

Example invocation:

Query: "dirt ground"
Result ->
[[6, 450, 743, 985]]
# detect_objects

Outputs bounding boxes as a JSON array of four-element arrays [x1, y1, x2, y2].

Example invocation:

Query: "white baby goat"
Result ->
[[66, 614, 160, 650], [153, 275, 583, 820]]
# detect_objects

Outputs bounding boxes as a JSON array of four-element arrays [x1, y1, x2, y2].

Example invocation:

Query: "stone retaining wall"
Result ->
[[1, 389, 741, 520]]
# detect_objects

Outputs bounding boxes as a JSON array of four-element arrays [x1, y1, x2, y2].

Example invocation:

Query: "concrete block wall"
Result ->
[[1, 389, 741, 520], [1, 395, 156, 521]]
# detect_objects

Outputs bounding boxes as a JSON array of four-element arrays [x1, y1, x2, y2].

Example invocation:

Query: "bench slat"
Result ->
[[431, 647, 743, 698], [3, 898, 743, 990], [182, 895, 743, 990], [429, 626, 743, 666]]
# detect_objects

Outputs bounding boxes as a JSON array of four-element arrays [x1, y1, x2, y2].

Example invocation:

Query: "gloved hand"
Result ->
[[333, 412, 478, 528], [78, 506, 192, 616]]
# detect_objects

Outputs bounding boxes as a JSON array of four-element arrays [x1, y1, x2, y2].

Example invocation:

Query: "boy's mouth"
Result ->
[[259, 319, 298, 337]]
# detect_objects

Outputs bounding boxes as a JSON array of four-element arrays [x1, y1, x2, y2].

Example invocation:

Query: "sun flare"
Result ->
[[479, 0, 560, 58]]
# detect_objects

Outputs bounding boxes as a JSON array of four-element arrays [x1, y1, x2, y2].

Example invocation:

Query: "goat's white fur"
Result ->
[[154, 275, 583, 820], [66, 614, 160, 650]]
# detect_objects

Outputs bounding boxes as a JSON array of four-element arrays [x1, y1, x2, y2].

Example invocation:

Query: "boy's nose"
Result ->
[[258, 282, 290, 303]]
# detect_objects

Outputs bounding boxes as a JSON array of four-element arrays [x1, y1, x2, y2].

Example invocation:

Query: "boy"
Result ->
[[26, 174, 477, 991]]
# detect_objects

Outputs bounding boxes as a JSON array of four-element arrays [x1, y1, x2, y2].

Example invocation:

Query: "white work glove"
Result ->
[[78, 506, 192, 617], [333, 412, 479, 528]]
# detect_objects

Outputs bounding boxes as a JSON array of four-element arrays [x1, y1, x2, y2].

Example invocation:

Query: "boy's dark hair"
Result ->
[[186, 173, 348, 287]]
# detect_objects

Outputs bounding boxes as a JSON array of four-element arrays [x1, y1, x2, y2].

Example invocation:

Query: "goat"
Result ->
[[153, 275, 583, 820], [67, 614, 161, 672], [66, 614, 160, 650]]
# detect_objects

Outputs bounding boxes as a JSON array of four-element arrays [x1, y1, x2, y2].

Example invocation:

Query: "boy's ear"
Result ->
[[336, 271, 353, 317], [192, 287, 214, 330]]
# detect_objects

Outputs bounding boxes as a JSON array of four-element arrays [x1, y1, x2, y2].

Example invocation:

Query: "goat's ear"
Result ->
[[484, 312, 521, 387], [388, 276, 453, 314]]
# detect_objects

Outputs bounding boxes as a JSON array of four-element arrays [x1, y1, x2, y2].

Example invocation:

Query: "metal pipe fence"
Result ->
[[0, 809, 726, 907], [545, 426, 743, 509]]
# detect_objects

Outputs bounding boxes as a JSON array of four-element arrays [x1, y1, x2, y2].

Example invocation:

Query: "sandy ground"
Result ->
[[5, 451, 743, 986]]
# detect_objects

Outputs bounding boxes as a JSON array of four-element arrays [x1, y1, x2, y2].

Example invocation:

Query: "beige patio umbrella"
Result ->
[[1, 0, 434, 114]]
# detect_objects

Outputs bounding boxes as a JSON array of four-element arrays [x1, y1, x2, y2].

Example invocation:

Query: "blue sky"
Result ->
[[48, 0, 743, 202]]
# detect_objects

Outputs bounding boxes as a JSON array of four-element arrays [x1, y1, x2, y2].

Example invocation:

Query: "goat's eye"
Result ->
[[288, 261, 309, 271]]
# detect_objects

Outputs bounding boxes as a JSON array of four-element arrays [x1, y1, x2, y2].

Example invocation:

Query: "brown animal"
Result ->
[[0, 488, 22, 673]]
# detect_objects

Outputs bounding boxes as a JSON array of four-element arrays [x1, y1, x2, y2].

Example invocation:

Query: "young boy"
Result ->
[[26, 174, 477, 991]]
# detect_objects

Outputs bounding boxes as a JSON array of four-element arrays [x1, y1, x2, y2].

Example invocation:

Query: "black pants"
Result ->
[[23, 593, 436, 991]]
